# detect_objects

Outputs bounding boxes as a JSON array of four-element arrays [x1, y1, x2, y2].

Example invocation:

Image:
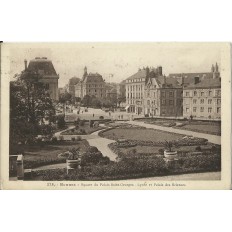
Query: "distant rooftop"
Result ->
[[27, 57, 58, 76]]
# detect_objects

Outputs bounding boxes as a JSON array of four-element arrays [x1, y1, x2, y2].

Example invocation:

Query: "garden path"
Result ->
[[54, 126, 117, 161], [86, 130, 117, 161], [125, 121, 221, 145]]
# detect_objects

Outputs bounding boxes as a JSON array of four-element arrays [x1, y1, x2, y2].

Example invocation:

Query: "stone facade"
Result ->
[[75, 67, 106, 99], [26, 57, 59, 101], [183, 78, 221, 120], [125, 66, 183, 116]]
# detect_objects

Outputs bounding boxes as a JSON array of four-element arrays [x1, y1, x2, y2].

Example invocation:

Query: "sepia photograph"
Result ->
[[1, 42, 231, 189]]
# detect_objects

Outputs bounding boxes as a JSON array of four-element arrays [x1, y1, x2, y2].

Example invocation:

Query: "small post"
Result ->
[[16, 154, 24, 180]]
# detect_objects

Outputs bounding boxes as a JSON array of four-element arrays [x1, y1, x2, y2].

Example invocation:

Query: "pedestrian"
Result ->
[[93, 114, 94, 118]]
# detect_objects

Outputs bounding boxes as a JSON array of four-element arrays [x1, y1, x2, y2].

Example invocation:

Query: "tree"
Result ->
[[10, 69, 55, 143], [59, 92, 72, 104], [81, 95, 91, 107]]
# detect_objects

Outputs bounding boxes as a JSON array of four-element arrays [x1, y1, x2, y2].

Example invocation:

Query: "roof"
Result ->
[[126, 69, 147, 80], [184, 78, 221, 89], [153, 76, 181, 88], [82, 73, 104, 83], [169, 72, 213, 86], [27, 57, 58, 76]]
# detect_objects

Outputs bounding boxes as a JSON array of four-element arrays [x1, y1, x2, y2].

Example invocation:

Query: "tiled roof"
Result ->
[[169, 72, 213, 86], [83, 73, 104, 83], [184, 78, 221, 89], [27, 58, 58, 76], [126, 69, 147, 80], [155, 76, 181, 88]]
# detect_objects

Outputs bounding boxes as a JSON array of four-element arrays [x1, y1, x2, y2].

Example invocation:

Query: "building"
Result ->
[[183, 76, 221, 120], [67, 77, 80, 98], [125, 68, 146, 113], [125, 66, 182, 116], [144, 73, 183, 117], [26, 57, 59, 100], [75, 67, 106, 99]]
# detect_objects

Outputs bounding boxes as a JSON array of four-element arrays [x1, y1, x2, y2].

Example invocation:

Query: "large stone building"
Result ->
[[75, 67, 106, 99], [144, 74, 183, 117], [183, 76, 221, 120], [125, 66, 182, 116], [26, 57, 59, 100], [170, 63, 221, 120]]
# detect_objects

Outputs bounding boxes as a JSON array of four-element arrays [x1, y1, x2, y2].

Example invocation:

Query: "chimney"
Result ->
[[157, 66, 162, 76], [24, 59, 27, 70], [181, 73, 184, 86], [163, 75, 166, 87], [194, 76, 200, 84]]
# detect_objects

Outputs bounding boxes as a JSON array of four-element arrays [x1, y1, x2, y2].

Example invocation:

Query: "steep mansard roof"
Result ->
[[184, 78, 221, 89], [27, 57, 58, 76], [82, 73, 104, 83]]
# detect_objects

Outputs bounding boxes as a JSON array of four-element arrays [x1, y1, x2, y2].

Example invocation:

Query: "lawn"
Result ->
[[101, 128, 183, 142], [179, 123, 221, 135], [137, 118, 221, 135], [22, 140, 90, 169]]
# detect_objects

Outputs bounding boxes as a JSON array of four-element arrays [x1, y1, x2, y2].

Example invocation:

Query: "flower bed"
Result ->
[[33, 152, 221, 181]]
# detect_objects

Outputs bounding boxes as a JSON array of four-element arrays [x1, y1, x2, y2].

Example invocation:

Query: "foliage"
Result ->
[[59, 92, 72, 104], [57, 114, 66, 129], [10, 70, 55, 144]]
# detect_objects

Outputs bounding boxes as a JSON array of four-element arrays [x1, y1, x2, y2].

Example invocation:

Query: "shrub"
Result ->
[[57, 115, 66, 129], [51, 136, 58, 143], [80, 120, 85, 126], [71, 137, 76, 141], [195, 146, 202, 152], [158, 148, 164, 155], [59, 135, 64, 141], [80, 129, 86, 134], [99, 116, 104, 119], [145, 114, 149, 117], [76, 136, 82, 141]]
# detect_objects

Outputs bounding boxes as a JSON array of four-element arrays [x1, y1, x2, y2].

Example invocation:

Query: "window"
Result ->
[[169, 91, 173, 97], [217, 99, 221, 104], [200, 99, 204, 104], [45, 83, 49, 89], [193, 107, 197, 112], [208, 91, 212, 96], [216, 90, 221, 96], [185, 92, 189, 97], [154, 92, 156, 98], [169, 100, 173, 105], [186, 108, 189, 113], [200, 107, 204, 112], [217, 107, 221, 113], [208, 99, 212, 104], [162, 99, 166, 105], [147, 100, 150, 105], [161, 91, 165, 97], [208, 107, 212, 113], [194, 91, 197, 96], [201, 92, 204, 96], [193, 99, 197, 104]]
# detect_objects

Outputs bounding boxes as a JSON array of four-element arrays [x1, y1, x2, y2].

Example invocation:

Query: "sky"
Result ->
[[8, 43, 222, 87]]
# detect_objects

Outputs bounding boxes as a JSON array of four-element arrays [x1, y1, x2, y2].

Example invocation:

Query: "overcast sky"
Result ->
[[9, 43, 221, 87]]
